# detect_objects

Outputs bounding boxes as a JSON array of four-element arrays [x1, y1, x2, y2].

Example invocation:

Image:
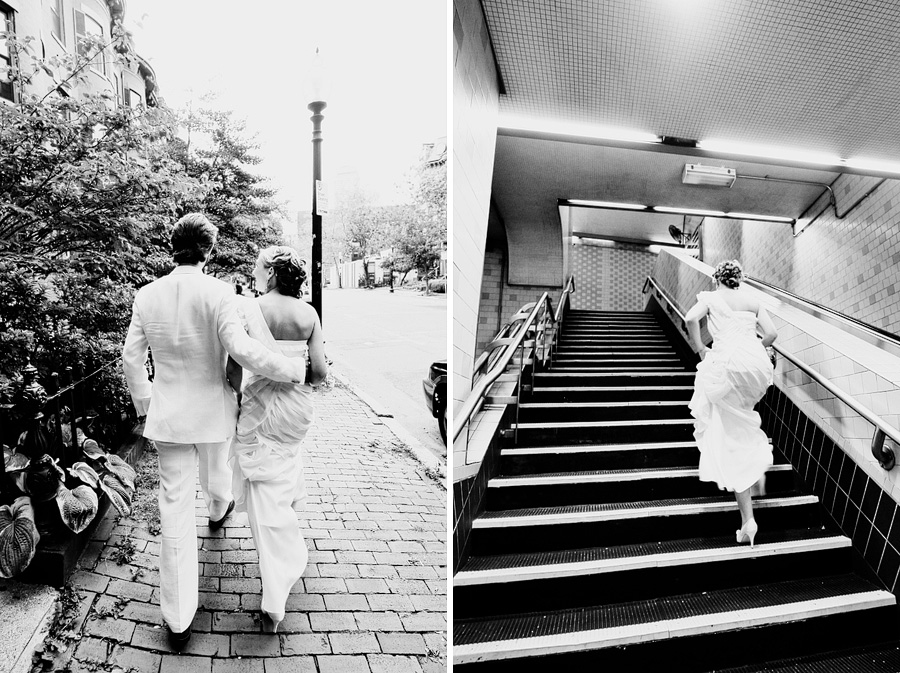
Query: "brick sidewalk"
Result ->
[[56, 385, 447, 673]]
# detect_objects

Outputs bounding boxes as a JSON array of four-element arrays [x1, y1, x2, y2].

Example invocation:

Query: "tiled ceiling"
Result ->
[[479, 0, 900, 249], [482, 0, 900, 159]]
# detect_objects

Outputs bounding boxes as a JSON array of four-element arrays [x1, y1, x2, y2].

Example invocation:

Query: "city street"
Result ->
[[321, 286, 448, 460]]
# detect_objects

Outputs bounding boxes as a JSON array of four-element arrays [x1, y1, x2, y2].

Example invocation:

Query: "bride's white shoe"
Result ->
[[736, 519, 758, 548], [260, 610, 283, 634]]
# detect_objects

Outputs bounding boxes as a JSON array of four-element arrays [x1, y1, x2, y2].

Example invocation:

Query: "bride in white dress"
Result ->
[[684, 260, 778, 548], [226, 246, 328, 633]]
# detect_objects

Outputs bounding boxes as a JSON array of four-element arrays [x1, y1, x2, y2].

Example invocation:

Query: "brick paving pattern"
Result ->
[[62, 385, 447, 673]]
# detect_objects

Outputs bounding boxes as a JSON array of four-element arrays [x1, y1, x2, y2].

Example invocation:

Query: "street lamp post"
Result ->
[[308, 99, 325, 322]]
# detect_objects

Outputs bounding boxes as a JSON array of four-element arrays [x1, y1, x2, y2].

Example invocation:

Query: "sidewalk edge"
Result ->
[[331, 371, 446, 475], [11, 592, 56, 673]]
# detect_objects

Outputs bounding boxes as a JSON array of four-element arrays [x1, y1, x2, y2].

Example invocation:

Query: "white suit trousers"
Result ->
[[156, 440, 232, 632]]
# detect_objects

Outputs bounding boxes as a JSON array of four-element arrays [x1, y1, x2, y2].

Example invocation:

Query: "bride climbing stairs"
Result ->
[[454, 309, 900, 671]]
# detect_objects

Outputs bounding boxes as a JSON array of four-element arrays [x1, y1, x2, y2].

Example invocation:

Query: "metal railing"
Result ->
[[453, 275, 576, 446], [643, 275, 899, 470]]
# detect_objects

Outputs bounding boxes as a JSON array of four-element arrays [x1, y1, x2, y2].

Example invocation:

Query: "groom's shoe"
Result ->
[[167, 625, 192, 651], [209, 500, 235, 531]]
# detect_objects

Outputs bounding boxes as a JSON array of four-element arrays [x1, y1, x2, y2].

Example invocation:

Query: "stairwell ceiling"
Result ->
[[482, 0, 900, 247]]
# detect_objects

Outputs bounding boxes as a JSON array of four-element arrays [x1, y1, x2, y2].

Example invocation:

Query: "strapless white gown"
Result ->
[[229, 299, 313, 621], [688, 291, 774, 493]]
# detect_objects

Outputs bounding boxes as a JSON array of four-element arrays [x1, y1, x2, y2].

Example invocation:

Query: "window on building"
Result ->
[[50, 0, 65, 45], [74, 9, 106, 76], [0, 4, 16, 103], [124, 87, 142, 108]]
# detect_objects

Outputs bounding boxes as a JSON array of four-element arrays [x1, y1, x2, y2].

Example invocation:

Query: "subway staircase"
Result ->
[[454, 309, 900, 671]]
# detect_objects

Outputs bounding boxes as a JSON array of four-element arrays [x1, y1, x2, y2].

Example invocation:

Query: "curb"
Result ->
[[11, 597, 55, 673], [330, 371, 446, 475]]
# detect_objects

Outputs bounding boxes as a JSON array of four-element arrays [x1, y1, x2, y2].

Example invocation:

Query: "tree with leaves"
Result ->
[[0, 32, 198, 436], [170, 106, 283, 280]]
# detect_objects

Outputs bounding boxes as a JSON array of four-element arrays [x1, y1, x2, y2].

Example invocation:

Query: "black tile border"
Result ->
[[452, 405, 512, 573], [760, 387, 900, 594]]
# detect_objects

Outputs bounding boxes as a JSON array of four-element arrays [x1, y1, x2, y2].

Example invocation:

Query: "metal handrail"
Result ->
[[452, 294, 551, 444], [453, 275, 576, 446], [554, 276, 577, 323], [643, 275, 898, 470]]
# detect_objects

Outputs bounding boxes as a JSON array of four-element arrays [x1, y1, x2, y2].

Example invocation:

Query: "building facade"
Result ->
[[1, 0, 156, 107]]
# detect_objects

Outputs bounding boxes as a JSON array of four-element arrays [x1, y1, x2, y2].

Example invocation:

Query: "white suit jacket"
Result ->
[[122, 265, 306, 443]]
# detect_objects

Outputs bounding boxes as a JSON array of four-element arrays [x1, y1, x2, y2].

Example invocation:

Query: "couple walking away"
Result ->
[[685, 260, 778, 548], [122, 213, 328, 649]]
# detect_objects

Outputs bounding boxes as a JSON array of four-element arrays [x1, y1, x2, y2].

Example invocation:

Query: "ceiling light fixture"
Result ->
[[499, 113, 660, 144], [697, 139, 843, 167], [844, 158, 900, 175], [653, 206, 726, 217], [566, 199, 647, 210], [726, 212, 794, 223], [682, 164, 736, 187]]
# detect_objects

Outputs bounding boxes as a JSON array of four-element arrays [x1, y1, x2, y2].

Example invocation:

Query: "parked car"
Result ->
[[422, 360, 447, 444]]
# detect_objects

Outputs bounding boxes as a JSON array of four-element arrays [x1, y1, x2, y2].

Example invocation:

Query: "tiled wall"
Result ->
[[475, 248, 565, 364], [760, 387, 900, 593], [476, 249, 505, 357], [571, 239, 659, 311], [452, 421, 504, 574], [652, 249, 900, 594], [703, 217, 794, 290], [703, 173, 900, 335], [452, 0, 501, 471]]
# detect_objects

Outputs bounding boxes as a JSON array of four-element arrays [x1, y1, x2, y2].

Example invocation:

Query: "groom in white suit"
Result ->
[[122, 213, 306, 649]]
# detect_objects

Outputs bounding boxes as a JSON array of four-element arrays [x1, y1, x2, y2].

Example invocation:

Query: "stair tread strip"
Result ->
[[455, 530, 850, 585], [489, 463, 792, 487], [532, 386, 694, 392], [521, 401, 689, 409], [513, 419, 694, 429], [502, 440, 698, 455], [714, 643, 900, 672], [474, 494, 818, 527], [453, 575, 893, 662], [536, 372, 694, 377]]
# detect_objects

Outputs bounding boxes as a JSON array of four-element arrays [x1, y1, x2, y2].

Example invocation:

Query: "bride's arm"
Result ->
[[684, 298, 710, 358], [756, 306, 778, 347], [307, 317, 328, 385]]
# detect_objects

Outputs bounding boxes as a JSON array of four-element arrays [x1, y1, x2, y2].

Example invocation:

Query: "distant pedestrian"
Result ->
[[684, 260, 778, 548], [122, 214, 306, 650]]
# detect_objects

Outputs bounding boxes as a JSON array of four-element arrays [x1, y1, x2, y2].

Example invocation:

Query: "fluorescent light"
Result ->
[[697, 139, 842, 167], [499, 113, 660, 144], [682, 164, 736, 187], [844, 158, 900, 174], [566, 199, 647, 210], [653, 206, 726, 217], [726, 212, 794, 223]]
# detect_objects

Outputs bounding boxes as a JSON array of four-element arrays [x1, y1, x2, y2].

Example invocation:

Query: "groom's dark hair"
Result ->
[[171, 213, 218, 265]]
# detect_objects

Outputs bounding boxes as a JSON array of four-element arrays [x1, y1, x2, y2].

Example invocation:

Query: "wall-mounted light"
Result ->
[[682, 164, 736, 187]]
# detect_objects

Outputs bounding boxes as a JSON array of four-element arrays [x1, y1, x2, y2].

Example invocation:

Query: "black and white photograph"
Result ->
[[452, 1, 900, 670], [0, 1, 447, 672]]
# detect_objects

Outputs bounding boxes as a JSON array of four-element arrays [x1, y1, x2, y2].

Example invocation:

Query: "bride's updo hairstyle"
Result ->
[[713, 259, 743, 289], [259, 246, 307, 298]]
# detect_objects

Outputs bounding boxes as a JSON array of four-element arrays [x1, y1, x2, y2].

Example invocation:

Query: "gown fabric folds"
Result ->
[[688, 291, 774, 493], [229, 299, 313, 621]]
